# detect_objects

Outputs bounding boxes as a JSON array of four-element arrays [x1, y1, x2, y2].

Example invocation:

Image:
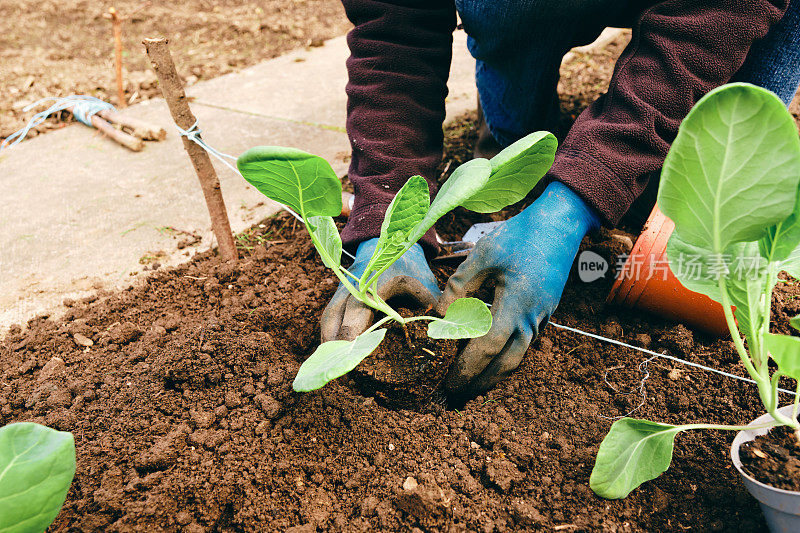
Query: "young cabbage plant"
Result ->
[[237, 131, 558, 391], [590, 83, 800, 500], [0, 422, 76, 532]]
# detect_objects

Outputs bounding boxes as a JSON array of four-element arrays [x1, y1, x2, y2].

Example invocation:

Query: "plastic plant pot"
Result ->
[[731, 405, 800, 533], [606, 203, 729, 336]]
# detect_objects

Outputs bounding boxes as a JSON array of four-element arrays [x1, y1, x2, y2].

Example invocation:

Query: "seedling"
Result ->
[[0, 423, 76, 531], [237, 131, 558, 391], [590, 83, 800, 499]]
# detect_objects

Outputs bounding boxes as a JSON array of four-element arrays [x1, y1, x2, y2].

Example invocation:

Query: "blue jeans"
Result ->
[[456, 0, 800, 147], [733, 0, 800, 104]]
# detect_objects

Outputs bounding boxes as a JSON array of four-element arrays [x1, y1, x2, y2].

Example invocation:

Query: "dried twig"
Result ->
[[65, 105, 143, 151], [96, 109, 166, 141], [143, 37, 238, 261]]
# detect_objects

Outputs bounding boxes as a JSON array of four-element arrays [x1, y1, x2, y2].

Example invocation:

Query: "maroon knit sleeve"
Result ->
[[340, 0, 457, 255], [550, 0, 789, 225]]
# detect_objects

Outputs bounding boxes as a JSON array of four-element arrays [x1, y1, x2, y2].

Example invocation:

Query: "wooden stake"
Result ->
[[108, 8, 126, 108], [142, 37, 238, 261]]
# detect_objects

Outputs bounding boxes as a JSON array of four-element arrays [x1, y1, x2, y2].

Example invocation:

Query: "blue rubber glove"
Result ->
[[437, 181, 601, 398], [321, 238, 442, 342]]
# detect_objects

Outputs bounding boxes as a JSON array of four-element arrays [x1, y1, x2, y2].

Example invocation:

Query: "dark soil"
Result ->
[[3, 175, 798, 531], [741, 425, 800, 492], [353, 308, 459, 410]]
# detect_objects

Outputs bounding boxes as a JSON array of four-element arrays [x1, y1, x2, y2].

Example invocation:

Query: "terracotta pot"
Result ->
[[732, 405, 800, 533], [607, 204, 729, 336]]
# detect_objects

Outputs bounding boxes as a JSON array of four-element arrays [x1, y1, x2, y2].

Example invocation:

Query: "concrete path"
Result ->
[[0, 32, 478, 329]]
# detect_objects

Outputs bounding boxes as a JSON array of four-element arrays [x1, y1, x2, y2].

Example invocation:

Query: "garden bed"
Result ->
[[4, 113, 800, 530]]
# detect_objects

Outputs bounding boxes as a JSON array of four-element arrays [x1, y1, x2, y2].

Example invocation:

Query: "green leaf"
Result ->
[[460, 131, 557, 213], [664, 233, 726, 302], [729, 276, 766, 345], [590, 418, 682, 499], [307, 216, 341, 270], [293, 329, 387, 391], [666, 236, 774, 345], [665, 228, 775, 314], [790, 315, 800, 334], [761, 209, 800, 264], [759, 198, 800, 278], [658, 83, 800, 253], [408, 158, 492, 243], [364, 175, 430, 279], [727, 241, 772, 342], [237, 146, 342, 218], [765, 333, 800, 380], [427, 297, 492, 339], [0, 423, 76, 533], [779, 243, 800, 280]]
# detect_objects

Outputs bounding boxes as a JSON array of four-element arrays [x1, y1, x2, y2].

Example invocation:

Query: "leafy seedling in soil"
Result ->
[[237, 132, 557, 391], [590, 83, 800, 499], [0, 422, 76, 532]]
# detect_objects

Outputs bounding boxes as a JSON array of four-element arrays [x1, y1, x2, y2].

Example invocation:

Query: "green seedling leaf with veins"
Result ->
[[461, 131, 557, 213], [591, 83, 800, 499], [359, 174, 430, 292], [765, 334, 800, 381], [307, 215, 342, 270], [293, 329, 387, 392], [427, 297, 493, 339], [0, 422, 76, 533], [590, 419, 682, 499], [238, 131, 557, 390]]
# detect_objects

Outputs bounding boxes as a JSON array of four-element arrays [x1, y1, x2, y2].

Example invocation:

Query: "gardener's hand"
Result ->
[[321, 238, 441, 342], [438, 181, 601, 398]]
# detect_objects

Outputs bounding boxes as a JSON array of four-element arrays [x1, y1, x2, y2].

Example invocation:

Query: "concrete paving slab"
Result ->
[[0, 100, 349, 328], [188, 31, 478, 128]]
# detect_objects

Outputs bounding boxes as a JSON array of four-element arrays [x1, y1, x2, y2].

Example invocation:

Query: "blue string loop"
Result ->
[[1, 95, 114, 150]]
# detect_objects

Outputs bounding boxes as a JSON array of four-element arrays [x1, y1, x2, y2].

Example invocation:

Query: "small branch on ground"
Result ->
[[143, 37, 238, 262], [96, 109, 166, 141], [65, 105, 143, 151]]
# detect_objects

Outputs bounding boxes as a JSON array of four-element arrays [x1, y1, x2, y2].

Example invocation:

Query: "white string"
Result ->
[[548, 320, 794, 395], [599, 356, 656, 420], [174, 121, 357, 261], [175, 121, 305, 222]]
